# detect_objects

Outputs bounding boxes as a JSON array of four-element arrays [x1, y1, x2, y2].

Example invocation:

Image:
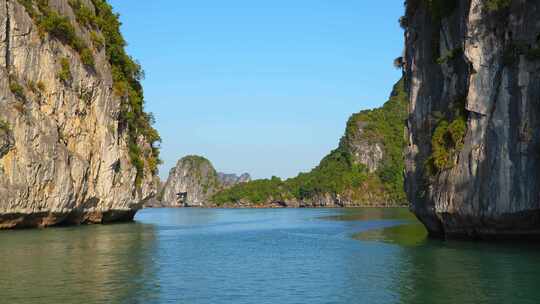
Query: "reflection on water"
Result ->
[[322, 207, 415, 222], [397, 238, 540, 304], [327, 208, 429, 246], [337, 208, 540, 304], [355, 223, 428, 246], [0, 208, 539, 304], [0, 223, 159, 303]]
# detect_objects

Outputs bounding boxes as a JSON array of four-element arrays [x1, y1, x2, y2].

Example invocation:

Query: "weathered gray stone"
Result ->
[[218, 172, 251, 188], [405, 0, 540, 239], [0, 0, 156, 228], [342, 120, 384, 173], [161, 156, 220, 207]]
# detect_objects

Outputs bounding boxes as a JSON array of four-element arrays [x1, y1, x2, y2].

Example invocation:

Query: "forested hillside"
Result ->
[[212, 79, 408, 207]]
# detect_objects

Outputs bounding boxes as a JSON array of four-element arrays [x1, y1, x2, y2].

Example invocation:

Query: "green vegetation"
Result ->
[[436, 47, 463, 65], [182, 156, 220, 194], [17, 0, 161, 184], [288, 148, 369, 200], [90, 31, 105, 49], [486, 0, 511, 11], [26, 80, 36, 93], [504, 41, 540, 65], [68, 0, 98, 27], [36, 81, 46, 92], [39, 10, 80, 44], [213, 176, 289, 205], [9, 82, 25, 100], [19, 0, 96, 69], [212, 79, 409, 206], [9, 75, 25, 100], [16, 0, 40, 18], [526, 47, 540, 60], [423, 0, 457, 22], [425, 99, 467, 175], [342, 79, 408, 202], [79, 48, 95, 67], [213, 148, 373, 205], [26, 80, 44, 96], [90, 0, 161, 179], [183, 155, 212, 166], [0, 120, 10, 133], [57, 57, 72, 83], [128, 143, 145, 188]]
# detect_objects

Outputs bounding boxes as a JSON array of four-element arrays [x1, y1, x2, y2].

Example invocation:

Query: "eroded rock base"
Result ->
[[423, 210, 540, 240], [0, 209, 138, 229]]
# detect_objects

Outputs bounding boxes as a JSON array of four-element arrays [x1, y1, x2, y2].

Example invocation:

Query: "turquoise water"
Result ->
[[0, 208, 539, 304]]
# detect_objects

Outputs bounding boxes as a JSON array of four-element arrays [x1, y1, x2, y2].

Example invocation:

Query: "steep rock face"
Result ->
[[0, 122, 13, 158], [341, 122, 384, 173], [144, 176, 164, 208], [0, 0, 159, 228], [405, 0, 540, 238], [161, 156, 220, 207]]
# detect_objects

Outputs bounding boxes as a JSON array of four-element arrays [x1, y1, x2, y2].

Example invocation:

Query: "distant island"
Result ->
[[1, 0, 540, 241], [151, 155, 251, 208], [156, 80, 408, 208]]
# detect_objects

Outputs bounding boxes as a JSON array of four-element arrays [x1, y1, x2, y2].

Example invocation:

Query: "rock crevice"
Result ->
[[4, 0, 10, 72], [0, 0, 158, 229], [405, 0, 540, 239]]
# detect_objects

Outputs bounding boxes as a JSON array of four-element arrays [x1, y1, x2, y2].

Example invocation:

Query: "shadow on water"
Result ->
[[323, 208, 429, 246], [0, 223, 160, 304], [396, 239, 540, 304], [354, 222, 428, 247], [321, 207, 416, 222], [2, 208, 540, 304], [328, 208, 540, 304]]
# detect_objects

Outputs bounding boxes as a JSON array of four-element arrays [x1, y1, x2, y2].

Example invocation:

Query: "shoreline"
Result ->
[[0, 209, 138, 230], [144, 205, 410, 210]]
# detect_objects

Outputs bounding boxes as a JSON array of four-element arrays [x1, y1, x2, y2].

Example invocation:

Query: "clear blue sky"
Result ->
[[108, 0, 405, 180]]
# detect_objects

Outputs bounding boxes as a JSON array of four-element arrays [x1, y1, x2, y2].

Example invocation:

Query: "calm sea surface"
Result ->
[[0, 208, 539, 304]]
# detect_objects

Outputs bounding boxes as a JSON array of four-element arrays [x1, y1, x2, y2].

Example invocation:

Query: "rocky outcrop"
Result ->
[[218, 172, 251, 187], [0, 121, 13, 158], [160, 155, 250, 207], [144, 176, 164, 208], [405, 0, 540, 239], [341, 122, 384, 173], [211, 80, 409, 208], [161, 156, 219, 207], [0, 0, 159, 228]]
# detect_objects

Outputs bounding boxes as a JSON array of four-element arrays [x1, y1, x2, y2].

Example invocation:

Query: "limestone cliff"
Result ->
[[160, 155, 250, 207], [218, 172, 251, 188], [0, 0, 160, 228], [212, 79, 408, 208], [405, 0, 540, 238], [161, 156, 219, 207]]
